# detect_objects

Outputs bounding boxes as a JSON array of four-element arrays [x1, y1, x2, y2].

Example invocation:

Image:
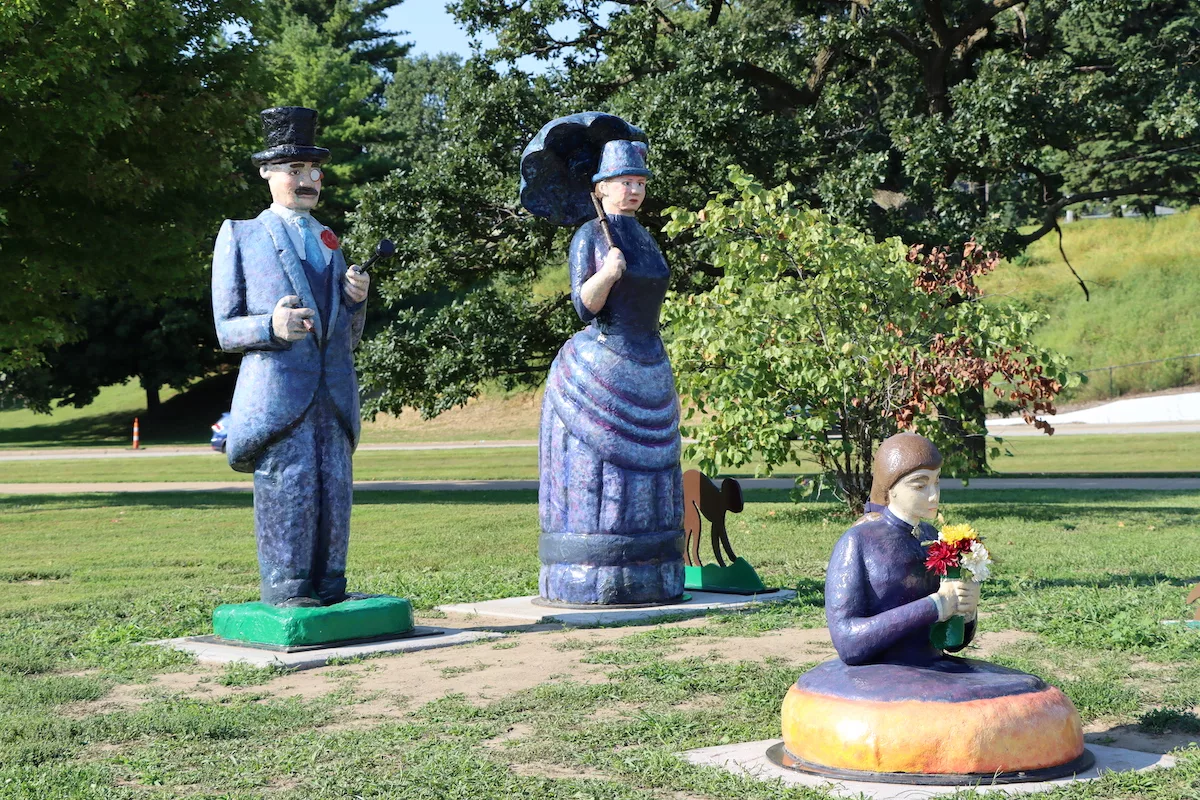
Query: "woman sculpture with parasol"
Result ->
[[520, 112, 684, 606]]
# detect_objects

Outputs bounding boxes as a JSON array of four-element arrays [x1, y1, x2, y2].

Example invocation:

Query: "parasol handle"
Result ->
[[590, 194, 616, 250]]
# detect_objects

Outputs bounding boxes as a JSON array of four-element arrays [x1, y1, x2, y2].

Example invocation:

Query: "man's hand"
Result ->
[[343, 267, 370, 304], [272, 295, 315, 342]]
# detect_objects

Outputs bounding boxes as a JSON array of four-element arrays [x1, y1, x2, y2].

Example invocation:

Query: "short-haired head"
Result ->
[[868, 433, 943, 506]]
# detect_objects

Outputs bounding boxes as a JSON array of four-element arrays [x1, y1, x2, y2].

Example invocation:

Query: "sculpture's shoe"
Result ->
[[278, 596, 321, 608], [780, 657, 1086, 778], [213, 595, 414, 648]]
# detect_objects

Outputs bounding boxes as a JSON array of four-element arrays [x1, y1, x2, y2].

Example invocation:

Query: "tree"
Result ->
[[0, 0, 266, 382], [351, 61, 574, 416], [258, 0, 408, 71], [379, 53, 464, 170], [353, 0, 1199, 442], [5, 290, 224, 415], [661, 168, 1072, 511], [260, 0, 410, 232]]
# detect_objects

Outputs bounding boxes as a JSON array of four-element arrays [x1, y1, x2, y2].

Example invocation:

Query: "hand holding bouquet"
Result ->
[[925, 524, 993, 649]]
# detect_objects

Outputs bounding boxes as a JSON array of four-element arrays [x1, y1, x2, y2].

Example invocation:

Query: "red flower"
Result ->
[[924, 542, 961, 576], [320, 229, 340, 250]]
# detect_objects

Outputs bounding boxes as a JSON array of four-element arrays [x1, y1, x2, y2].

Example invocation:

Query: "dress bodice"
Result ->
[[569, 215, 669, 362], [825, 509, 975, 666]]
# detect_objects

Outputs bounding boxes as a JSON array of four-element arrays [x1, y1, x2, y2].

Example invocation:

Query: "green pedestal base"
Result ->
[[213, 595, 414, 647], [684, 557, 768, 594]]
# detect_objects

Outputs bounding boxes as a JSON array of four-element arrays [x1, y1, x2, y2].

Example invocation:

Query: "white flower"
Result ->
[[960, 541, 993, 582]]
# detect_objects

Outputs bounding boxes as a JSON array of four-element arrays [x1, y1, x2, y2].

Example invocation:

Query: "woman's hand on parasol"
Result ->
[[580, 247, 626, 315], [601, 247, 626, 280]]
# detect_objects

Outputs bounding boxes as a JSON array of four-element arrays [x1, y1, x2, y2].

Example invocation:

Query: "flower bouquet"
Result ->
[[925, 523, 993, 649]]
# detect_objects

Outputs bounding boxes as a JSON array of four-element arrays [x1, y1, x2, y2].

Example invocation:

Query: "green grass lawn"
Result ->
[[0, 377, 542, 450], [0, 432, 1196, 483], [2, 488, 1199, 798]]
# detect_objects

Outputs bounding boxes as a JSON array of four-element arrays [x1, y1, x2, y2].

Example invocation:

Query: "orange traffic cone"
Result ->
[[133, 417, 140, 450]]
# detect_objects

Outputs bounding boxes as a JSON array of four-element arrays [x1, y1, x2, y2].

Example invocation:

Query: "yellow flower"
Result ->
[[939, 523, 978, 545]]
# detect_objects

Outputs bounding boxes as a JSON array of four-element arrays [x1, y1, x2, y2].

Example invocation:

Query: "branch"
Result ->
[[1014, 181, 1168, 246], [732, 47, 841, 111], [922, 0, 951, 47], [946, 0, 1025, 52], [707, 0, 722, 27], [1053, 221, 1089, 302], [883, 27, 923, 57]]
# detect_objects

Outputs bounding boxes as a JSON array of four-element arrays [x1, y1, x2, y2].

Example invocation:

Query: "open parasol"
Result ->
[[519, 112, 648, 247]]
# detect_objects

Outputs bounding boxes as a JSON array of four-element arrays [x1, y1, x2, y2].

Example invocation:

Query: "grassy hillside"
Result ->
[[983, 209, 1200, 402]]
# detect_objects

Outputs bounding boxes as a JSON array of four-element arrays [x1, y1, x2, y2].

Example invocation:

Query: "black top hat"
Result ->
[[252, 107, 331, 166]]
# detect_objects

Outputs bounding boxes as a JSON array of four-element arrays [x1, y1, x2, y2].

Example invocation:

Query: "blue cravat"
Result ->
[[297, 216, 326, 271]]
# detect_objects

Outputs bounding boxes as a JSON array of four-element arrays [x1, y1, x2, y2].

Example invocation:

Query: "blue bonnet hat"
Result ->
[[592, 139, 651, 183]]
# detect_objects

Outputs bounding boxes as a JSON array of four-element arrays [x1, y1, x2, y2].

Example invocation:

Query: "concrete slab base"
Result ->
[[436, 589, 796, 626], [150, 627, 502, 670], [683, 739, 1175, 798]]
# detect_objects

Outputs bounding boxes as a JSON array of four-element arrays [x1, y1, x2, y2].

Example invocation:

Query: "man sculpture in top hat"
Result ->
[[211, 107, 370, 607]]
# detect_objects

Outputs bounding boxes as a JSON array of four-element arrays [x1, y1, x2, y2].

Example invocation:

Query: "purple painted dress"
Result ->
[[538, 214, 685, 605]]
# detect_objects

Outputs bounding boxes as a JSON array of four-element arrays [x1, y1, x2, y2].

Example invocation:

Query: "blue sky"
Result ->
[[384, 0, 610, 69], [384, 0, 492, 59]]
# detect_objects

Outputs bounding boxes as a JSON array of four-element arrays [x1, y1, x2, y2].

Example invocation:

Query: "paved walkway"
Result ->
[[3, 477, 1198, 495], [985, 421, 1200, 436]]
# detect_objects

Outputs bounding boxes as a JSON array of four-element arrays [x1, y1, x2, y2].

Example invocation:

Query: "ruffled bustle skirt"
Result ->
[[538, 327, 685, 605]]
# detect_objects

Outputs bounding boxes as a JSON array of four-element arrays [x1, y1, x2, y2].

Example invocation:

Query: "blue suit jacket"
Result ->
[[212, 209, 366, 473]]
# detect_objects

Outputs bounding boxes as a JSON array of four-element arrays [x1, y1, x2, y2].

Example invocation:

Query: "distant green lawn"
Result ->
[[2, 488, 1199, 797], [0, 378, 541, 450], [0, 432, 1196, 483]]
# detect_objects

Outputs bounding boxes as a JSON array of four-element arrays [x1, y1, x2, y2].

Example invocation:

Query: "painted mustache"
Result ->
[[295, 187, 319, 197]]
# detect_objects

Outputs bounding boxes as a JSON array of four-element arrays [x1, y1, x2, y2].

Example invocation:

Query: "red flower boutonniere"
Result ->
[[320, 229, 340, 250]]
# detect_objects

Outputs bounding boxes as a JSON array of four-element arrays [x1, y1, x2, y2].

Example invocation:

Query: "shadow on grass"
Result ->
[[0, 373, 235, 449], [0, 489, 541, 511]]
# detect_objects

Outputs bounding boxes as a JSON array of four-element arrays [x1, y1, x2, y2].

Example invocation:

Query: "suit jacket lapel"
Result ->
[[256, 209, 323, 341], [326, 247, 345, 339]]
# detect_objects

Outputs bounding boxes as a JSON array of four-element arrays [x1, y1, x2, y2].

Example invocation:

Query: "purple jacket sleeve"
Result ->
[[211, 220, 287, 353], [825, 528, 940, 665], [569, 222, 604, 323]]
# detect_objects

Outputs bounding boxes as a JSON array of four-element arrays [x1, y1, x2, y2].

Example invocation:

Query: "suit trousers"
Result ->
[[253, 389, 352, 604]]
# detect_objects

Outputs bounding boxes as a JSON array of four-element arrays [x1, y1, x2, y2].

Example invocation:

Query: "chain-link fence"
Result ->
[[1081, 353, 1200, 399]]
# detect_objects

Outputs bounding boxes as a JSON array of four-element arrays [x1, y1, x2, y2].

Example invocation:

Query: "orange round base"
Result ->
[[781, 684, 1085, 775]]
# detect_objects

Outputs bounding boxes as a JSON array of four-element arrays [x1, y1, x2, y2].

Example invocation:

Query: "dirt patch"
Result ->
[[79, 618, 1055, 731], [667, 627, 834, 665], [62, 682, 153, 717], [509, 761, 609, 781], [485, 722, 535, 749], [586, 701, 648, 723], [1085, 722, 1199, 754], [95, 616, 834, 726], [966, 628, 1037, 658]]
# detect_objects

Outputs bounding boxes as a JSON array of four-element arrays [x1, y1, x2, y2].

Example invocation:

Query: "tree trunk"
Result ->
[[840, 472, 871, 516], [958, 384, 988, 473], [145, 384, 161, 415]]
